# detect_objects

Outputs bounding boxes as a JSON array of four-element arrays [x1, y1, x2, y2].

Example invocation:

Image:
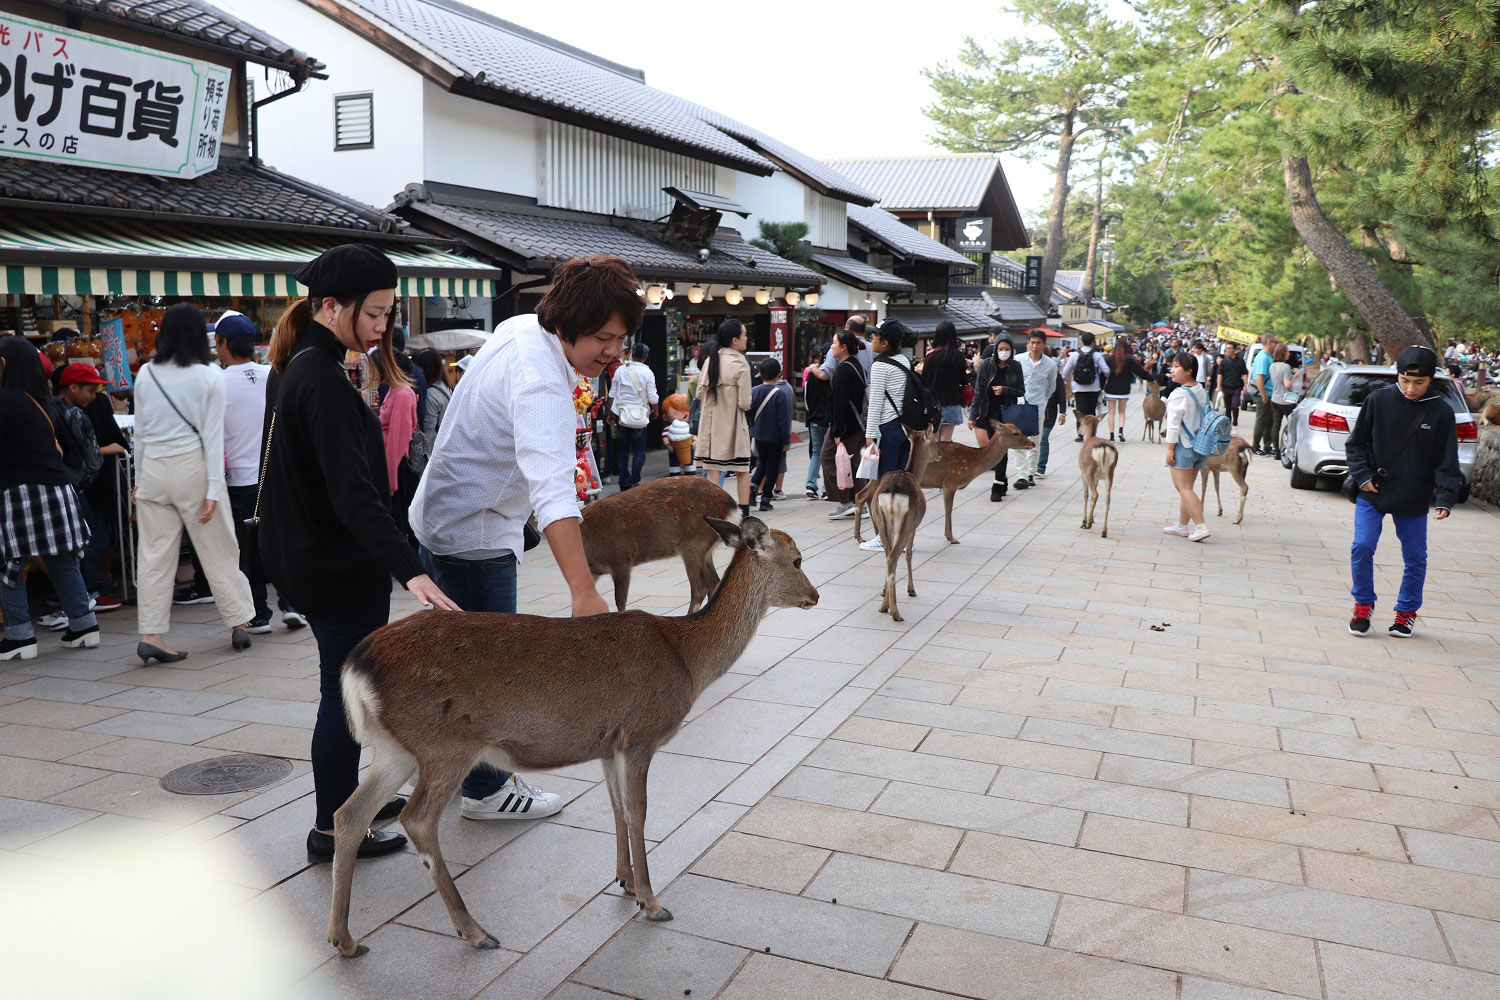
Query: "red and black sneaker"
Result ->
[[1388, 611, 1417, 638], [1348, 604, 1373, 636]]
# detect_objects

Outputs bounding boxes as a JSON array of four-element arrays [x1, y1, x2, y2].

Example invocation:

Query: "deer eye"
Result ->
[[793, 558, 802, 569]]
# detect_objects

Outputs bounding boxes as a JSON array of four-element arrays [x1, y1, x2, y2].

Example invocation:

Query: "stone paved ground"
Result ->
[[5, 408, 1500, 1000]]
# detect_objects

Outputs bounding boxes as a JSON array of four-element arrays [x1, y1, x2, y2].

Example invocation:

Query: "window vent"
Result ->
[[334, 92, 374, 150]]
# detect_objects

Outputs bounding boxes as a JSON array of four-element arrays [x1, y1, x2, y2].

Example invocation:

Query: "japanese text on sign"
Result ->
[[0, 15, 230, 178]]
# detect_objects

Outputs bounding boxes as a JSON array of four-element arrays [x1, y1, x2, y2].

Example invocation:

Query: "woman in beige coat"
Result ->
[[695, 319, 753, 516]]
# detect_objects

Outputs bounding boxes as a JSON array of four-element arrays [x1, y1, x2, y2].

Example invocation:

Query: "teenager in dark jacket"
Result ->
[[1345, 345, 1462, 638], [822, 330, 867, 518], [969, 337, 1025, 500], [802, 343, 831, 498], [260, 245, 458, 863]]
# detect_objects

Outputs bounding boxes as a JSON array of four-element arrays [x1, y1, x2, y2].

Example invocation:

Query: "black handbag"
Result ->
[[1000, 403, 1040, 436], [1341, 406, 1425, 507]]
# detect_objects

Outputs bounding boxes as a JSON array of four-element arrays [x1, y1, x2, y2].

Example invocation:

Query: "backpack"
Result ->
[[1073, 348, 1099, 386], [55, 401, 102, 490], [875, 356, 940, 433], [1183, 386, 1231, 458]]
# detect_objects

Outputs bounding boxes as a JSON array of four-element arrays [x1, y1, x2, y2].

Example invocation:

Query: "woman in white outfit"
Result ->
[[134, 304, 255, 663], [1161, 350, 1211, 542]]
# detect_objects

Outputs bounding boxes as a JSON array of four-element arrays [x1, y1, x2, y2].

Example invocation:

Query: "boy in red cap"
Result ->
[[57, 364, 125, 612]]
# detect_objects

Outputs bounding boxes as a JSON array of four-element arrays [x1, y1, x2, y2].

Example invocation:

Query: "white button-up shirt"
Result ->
[[410, 313, 581, 561], [1018, 353, 1059, 407]]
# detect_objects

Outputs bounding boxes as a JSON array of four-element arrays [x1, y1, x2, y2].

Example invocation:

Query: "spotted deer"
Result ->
[[1078, 414, 1118, 537], [1142, 382, 1167, 443], [325, 517, 818, 958], [1198, 436, 1252, 524], [867, 470, 926, 622]]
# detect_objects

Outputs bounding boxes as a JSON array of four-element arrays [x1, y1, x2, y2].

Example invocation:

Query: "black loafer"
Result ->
[[306, 828, 407, 864], [374, 795, 407, 823]]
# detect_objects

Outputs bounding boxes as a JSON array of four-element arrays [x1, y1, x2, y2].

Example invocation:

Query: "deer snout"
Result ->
[[798, 584, 820, 609]]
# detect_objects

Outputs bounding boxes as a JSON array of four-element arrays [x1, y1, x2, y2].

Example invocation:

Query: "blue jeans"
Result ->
[[1, 553, 97, 641], [877, 418, 910, 477], [419, 545, 515, 799], [308, 598, 390, 831], [1351, 497, 1427, 613], [1038, 420, 1054, 474], [618, 426, 648, 489], [805, 422, 827, 491]]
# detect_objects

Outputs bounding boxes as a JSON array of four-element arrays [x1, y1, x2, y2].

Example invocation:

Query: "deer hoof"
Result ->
[[645, 905, 673, 922], [333, 939, 367, 959]]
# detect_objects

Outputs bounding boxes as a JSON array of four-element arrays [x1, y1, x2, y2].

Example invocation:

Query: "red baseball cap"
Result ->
[[60, 362, 107, 387]]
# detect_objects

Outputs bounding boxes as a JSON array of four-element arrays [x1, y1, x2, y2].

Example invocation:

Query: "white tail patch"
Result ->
[[1092, 445, 1117, 474], [340, 671, 381, 747], [876, 492, 911, 528]]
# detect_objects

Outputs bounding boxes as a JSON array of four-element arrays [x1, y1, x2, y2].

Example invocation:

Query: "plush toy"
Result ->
[[660, 392, 695, 475]]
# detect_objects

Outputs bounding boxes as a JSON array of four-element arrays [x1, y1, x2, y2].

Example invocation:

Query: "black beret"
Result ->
[[294, 244, 398, 299], [1397, 344, 1437, 378]]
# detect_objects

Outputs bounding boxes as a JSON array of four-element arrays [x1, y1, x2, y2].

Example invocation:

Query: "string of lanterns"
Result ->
[[639, 283, 818, 307]]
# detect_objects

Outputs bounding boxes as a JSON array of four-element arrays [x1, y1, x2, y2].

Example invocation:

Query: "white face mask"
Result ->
[[996, 349, 1013, 360]]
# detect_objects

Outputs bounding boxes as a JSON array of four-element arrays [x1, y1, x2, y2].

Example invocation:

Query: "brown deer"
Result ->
[[867, 470, 926, 622], [1078, 414, 1118, 537], [581, 476, 737, 612], [326, 517, 817, 958], [1142, 382, 1166, 443], [1198, 436, 1252, 524], [854, 421, 1034, 545]]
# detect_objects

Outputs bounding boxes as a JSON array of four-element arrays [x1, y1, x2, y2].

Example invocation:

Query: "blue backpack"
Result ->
[[1184, 386, 1231, 458]]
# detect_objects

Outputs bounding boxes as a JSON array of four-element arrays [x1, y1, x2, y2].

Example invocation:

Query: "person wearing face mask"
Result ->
[[260, 244, 460, 864], [969, 336, 1025, 501]]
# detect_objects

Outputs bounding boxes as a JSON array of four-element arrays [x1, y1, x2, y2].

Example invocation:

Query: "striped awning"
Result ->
[[0, 213, 502, 298]]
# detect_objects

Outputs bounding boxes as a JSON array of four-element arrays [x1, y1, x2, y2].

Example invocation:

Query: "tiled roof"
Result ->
[[982, 288, 1046, 325], [810, 254, 913, 294], [36, 0, 321, 73], [0, 155, 400, 232], [664, 188, 750, 218], [824, 154, 1001, 212], [704, 117, 878, 205], [887, 299, 997, 337], [394, 192, 823, 285], [847, 204, 975, 268]]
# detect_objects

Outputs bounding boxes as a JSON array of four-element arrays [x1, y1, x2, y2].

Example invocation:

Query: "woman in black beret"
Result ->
[[259, 244, 459, 862]]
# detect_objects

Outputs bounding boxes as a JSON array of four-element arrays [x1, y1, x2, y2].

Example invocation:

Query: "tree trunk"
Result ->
[[1036, 109, 1077, 312], [1281, 154, 1431, 357], [1082, 146, 1106, 301]]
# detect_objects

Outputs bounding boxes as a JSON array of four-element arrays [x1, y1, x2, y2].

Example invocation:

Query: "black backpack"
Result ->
[[875, 356, 940, 432], [55, 400, 102, 491], [1073, 349, 1099, 386]]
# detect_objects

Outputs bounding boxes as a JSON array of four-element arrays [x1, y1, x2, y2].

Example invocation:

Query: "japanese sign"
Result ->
[[0, 15, 230, 178], [955, 217, 992, 254], [100, 317, 132, 390], [769, 307, 790, 376], [1217, 325, 1258, 345], [1023, 255, 1043, 295]]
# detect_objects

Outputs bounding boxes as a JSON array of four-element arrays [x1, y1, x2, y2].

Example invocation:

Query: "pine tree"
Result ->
[[750, 221, 814, 269]]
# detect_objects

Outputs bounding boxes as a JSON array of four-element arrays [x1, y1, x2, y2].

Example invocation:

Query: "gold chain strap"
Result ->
[[249, 410, 275, 526]]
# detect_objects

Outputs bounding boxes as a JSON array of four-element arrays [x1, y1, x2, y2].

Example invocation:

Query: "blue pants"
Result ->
[[805, 422, 827, 491], [0, 553, 97, 641], [618, 426, 648, 490], [419, 546, 515, 799], [1038, 420, 1055, 474], [752, 439, 786, 500], [1350, 497, 1427, 613], [877, 418, 910, 477]]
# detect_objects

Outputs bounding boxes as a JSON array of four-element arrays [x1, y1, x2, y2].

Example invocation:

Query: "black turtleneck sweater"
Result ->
[[258, 321, 424, 618]]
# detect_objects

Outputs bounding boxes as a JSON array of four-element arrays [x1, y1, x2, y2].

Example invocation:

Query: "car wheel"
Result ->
[[1279, 428, 1294, 469], [1289, 458, 1319, 490]]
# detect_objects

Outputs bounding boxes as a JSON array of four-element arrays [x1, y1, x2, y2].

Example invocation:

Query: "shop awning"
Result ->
[[0, 213, 502, 298], [1066, 320, 1125, 337]]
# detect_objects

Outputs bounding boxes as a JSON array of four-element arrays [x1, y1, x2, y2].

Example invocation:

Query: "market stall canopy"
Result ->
[[1066, 320, 1125, 337], [0, 212, 501, 297], [406, 328, 489, 352]]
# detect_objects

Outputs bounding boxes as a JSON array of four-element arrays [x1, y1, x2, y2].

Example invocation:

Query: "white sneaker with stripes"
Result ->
[[460, 774, 564, 820]]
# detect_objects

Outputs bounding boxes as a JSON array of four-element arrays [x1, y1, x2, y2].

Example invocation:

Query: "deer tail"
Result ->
[[1093, 444, 1118, 481], [340, 638, 382, 747], [876, 491, 910, 541]]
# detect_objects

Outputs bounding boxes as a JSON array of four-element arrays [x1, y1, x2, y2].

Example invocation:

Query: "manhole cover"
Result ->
[[161, 755, 293, 795]]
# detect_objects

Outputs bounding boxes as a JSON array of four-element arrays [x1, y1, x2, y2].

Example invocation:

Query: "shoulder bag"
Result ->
[[1340, 404, 1426, 506], [616, 363, 652, 429], [750, 382, 784, 428], [240, 349, 315, 582]]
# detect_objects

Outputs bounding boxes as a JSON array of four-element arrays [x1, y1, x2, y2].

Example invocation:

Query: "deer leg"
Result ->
[[884, 546, 902, 622], [906, 535, 917, 598], [943, 487, 959, 544], [601, 752, 633, 894], [610, 570, 630, 612], [623, 750, 671, 921], [1212, 471, 1224, 517], [327, 744, 416, 957], [1235, 475, 1248, 525], [403, 767, 498, 950], [852, 481, 873, 542], [1101, 472, 1113, 539], [1080, 480, 1092, 529]]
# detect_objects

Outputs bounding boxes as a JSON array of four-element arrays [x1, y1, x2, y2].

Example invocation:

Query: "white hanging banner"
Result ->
[[0, 13, 230, 178]]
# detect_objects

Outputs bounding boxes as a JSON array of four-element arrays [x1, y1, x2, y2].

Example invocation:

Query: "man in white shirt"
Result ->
[[213, 314, 304, 633], [1060, 331, 1110, 442], [1012, 329, 1058, 489], [610, 341, 660, 490], [410, 255, 635, 821]]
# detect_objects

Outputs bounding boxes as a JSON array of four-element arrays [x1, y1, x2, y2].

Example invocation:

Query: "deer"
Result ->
[[1198, 436, 1252, 524], [867, 470, 926, 622], [1078, 414, 1118, 538], [581, 476, 737, 612], [326, 517, 817, 958], [854, 421, 1035, 545], [1142, 382, 1167, 443]]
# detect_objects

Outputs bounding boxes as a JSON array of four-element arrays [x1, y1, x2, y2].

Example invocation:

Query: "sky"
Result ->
[[466, 0, 1052, 226]]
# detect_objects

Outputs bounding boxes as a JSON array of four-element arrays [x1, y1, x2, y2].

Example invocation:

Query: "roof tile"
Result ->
[[810, 253, 913, 293], [36, 0, 320, 72], [847, 204, 975, 268], [824, 155, 1001, 212]]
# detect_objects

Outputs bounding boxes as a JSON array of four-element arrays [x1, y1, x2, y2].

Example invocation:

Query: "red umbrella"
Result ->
[[1022, 326, 1063, 339]]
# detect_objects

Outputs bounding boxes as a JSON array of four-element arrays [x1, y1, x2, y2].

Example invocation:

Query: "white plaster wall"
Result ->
[[733, 169, 811, 246], [241, 0, 426, 210], [423, 84, 539, 198]]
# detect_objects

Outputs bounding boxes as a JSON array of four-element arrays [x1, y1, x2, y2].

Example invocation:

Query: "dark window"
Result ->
[[334, 92, 374, 150], [1329, 373, 1469, 415]]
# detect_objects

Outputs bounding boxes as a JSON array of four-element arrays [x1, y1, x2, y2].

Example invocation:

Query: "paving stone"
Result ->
[[831, 715, 930, 750], [572, 922, 746, 1000], [0, 795, 97, 849], [1187, 870, 1448, 961], [0, 676, 132, 704], [1190, 797, 1407, 860], [804, 739, 997, 792], [1079, 814, 1303, 884], [736, 796, 960, 869], [874, 780, 1082, 846], [857, 694, 1024, 739], [22, 811, 178, 859], [79, 710, 244, 745], [1098, 756, 1289, 808], [1287, 780, 1500, 839], [1192, 742, 1380, 789], [302, 922, 518, 1000], [660, 874, 912, 976], [796, 625, 899, 666], [58, 737, 222, 778], [0, 754, 107, 799], [1049, 895, 1322, 998], [714, 734, 819, 806], [0, 699, 126, 729], [689, 831, 831, 894], [1320, 942, 1500, 1000], [957, 686, 1115, 726], [1042, 678, 1195, 714], [805, 852, 1058, 942], [1194, 698, 1357, 736], [1437, 913, 1500, 975], [197, 722, 313, 759], [0, 723, 118, 761], [1401, 827, 1500, 879], [735, 658, 865, 707], [1272, 690, 1430, 725], [664, 698, 811, 764], [1372, 766, 1500, 809], [890, 922, 1177, 1000], [950, 831, 1185, 910], [1301, 848, 1500, 921], [918, 728, 1101, 777], [1019, 717, 1193, 763], [89, 686, 242, 715], [877, 676, 962, 703], [201, 697, 319, 728], [718, 953, 954, 1000], [1179, 979, 1311, 1000], [1279, 731, 1463, 774], [552, 751, 743, 842], [993, 766, 1189, 825], [476, 896, 636, 1000], [773, 765, 888, 810]]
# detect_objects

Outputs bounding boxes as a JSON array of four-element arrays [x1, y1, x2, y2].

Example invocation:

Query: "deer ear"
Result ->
[[704, 517, 741, 548], [738, 516, 771, 553]]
